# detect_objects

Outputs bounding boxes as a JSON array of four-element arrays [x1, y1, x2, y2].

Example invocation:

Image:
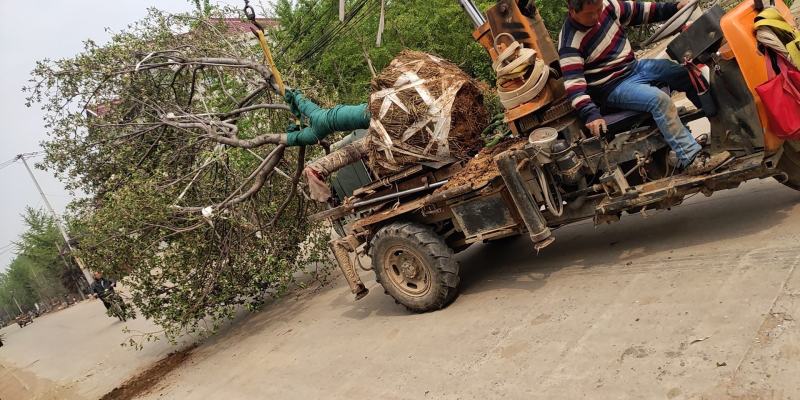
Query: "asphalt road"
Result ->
[[2, 179, 800, 400], [140, 178, 800, 400], [0, 295, 193, 400]]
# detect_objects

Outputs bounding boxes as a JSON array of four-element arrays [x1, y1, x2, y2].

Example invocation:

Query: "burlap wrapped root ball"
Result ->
[[366, 50, 488, 177]]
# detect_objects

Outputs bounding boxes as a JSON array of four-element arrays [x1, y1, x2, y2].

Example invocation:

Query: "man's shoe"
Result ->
[[667, 150, 679, 169], [684, 151, 732, 176], [696, 133, 709, 147]]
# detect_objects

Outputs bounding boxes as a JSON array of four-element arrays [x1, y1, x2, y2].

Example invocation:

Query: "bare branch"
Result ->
[[220, 103, 291, 120], [237, 85, 269, 109], [174, 144, 286, 213], [186, 66, 203, 107], [219, 145, 285, 207], [163, 120, 288, 148], [169, 64, 188, 102], [269, 146, 306, 225]]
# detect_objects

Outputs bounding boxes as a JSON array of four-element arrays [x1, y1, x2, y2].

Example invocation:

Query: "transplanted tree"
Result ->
[[26, 8, 334, 341]]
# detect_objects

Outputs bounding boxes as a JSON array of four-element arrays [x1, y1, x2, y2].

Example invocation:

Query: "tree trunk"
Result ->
[[307, 138, 368, 177]]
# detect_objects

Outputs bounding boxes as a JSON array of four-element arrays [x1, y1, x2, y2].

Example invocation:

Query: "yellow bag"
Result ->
[[755, 8, 800, 69]]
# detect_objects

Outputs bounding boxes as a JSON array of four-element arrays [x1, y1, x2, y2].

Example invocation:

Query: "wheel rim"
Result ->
[[381, 244, 432, 297]]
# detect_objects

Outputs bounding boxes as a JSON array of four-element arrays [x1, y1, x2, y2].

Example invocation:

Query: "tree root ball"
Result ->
[[366, 50, 488, 177]]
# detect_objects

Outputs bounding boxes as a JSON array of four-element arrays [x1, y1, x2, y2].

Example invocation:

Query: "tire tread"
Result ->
[[369, 221, 460, 312]]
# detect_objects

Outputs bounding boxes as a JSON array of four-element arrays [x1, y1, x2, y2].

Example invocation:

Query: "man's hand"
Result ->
[[585, 119, 607, 136]]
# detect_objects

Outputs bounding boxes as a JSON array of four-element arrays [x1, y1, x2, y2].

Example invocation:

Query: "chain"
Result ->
[[243, 0, 263, 30]]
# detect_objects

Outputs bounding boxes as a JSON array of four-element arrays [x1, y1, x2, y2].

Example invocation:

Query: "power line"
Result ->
[[277, 0, 326, 55], [0, 242, 17, 256], [0, 159, 17, 170], [301, 0, 377, 62], [293, 0, 379, 63], [0, 152, 44, 171]]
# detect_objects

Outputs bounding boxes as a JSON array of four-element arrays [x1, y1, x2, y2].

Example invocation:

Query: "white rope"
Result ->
[[369, 59, 464, 160], [494, 41, 550, 109]]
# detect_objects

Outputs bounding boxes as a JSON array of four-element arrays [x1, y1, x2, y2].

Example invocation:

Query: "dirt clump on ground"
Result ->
[[366, 50, 487, 177], [100, 344, 197, 400], [438, 137, 527, 192]]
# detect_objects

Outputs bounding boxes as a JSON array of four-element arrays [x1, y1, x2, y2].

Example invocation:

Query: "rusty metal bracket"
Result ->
[[351, 185, 472, 231], [329, 237, 369, 301], [495, 150, 553, 250]]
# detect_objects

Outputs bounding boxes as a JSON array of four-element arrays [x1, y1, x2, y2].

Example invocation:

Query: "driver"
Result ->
[[89, 271, 116, 311], [558, 0, 730, 175]]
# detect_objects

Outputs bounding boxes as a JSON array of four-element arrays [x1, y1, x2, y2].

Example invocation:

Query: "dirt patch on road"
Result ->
[[438, 137, 527, 192], [0, 363, 84, 400], [100, 344, 197, 400]]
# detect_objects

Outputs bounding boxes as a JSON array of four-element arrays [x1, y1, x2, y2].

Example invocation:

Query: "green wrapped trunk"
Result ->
[[284, 90, 371, 146]]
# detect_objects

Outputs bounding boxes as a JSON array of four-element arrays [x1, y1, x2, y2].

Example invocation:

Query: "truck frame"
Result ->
[[312, 0, 800, 311]]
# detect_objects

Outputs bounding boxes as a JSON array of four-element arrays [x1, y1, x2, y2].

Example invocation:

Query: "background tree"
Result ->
[[271, 0, 573, 104], [0, 208, 80, 322], [16, 208, 86, 294], [192, 0, 213, 16], [272, 0, 499, 103]]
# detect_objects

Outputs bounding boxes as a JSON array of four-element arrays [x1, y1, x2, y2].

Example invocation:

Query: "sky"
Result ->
[[0, 0, 251, 271]]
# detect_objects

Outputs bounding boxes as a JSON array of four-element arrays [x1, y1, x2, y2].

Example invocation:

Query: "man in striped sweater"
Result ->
[[558, 0, 730, 175]]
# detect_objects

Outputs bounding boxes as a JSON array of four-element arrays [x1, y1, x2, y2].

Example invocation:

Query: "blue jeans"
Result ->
[[606, 59, 702, 167]]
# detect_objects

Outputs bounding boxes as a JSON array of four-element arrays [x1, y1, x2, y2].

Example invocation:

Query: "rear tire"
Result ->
[[108, 294, 127, 322], [778, 143, 800, 190], [370, 222, 460, 312]]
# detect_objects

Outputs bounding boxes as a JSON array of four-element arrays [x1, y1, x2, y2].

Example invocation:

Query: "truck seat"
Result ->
[[602, 109, 652, 136], [601, 87, 670, 136]]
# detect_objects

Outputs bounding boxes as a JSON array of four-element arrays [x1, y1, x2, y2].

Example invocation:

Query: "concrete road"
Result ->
[[131, 178, 799, 400], [2, 178, 799, 400], [0, 297, 192, 400]]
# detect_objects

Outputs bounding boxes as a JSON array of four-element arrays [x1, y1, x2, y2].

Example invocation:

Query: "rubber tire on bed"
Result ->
[[370, 222, 460, 312], [778, 143, 800, 191]]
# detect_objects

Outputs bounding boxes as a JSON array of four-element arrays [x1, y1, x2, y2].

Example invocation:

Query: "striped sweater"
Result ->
[[558, 0, 678, 123]]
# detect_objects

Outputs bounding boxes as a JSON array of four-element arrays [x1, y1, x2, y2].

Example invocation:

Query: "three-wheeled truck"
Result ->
[[16, 313, 33, 328], [312, 0, 800, 312]]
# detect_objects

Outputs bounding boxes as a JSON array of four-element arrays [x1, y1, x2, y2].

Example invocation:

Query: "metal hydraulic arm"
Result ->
[[458, 0, 486, 27]]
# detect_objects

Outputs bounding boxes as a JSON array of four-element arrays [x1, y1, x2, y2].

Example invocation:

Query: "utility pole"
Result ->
[[55, 242, 86, 300], [12, 295, 23, 314], [17, 154, 93, 285]]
